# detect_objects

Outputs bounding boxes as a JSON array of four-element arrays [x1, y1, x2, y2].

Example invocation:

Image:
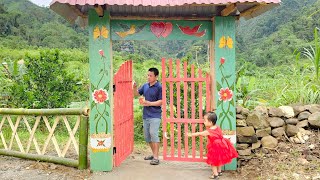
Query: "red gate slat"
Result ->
[[183, 61, 188, 158], [191, 65, 196, 158], [198, 69, 203, 158], [161, 58, 168, 160], [176, 60, 181, 158], [168, 59, 174, 158]]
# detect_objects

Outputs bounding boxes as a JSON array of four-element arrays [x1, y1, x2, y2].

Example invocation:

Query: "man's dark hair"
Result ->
[[148, 68, 159, 76]]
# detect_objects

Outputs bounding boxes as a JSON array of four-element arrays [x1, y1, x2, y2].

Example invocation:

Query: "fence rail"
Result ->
[[0, 108, 89, 169]]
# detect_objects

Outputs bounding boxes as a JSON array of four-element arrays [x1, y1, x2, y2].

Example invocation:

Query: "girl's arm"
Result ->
[[188, 130, 209, 137]]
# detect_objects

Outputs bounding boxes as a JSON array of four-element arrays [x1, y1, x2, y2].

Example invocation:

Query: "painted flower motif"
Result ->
[[218, 87, 233, 102], [220, 57, 225, 65], [99, 50, 104, 57], [92, 89, 108, 104]]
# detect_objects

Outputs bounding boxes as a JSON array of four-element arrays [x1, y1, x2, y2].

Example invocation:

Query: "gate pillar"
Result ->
[[88, 9, 113, 171]]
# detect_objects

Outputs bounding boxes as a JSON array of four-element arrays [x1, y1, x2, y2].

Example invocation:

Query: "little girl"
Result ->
[[188, 112, 238, 179]]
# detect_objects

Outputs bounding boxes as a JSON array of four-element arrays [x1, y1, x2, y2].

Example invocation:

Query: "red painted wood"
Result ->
[[191, 65, 196, 158], [183, 61, 188, 158], [162, 58, 210, 162], [113, 60, 134, 167], [164, 77, 207, 82], [169, 59, 174, 158], [198, 69, 203, 158], [165, 118, 204, 123], [161, 58, 168, 159], [176, 60, 181, 158]]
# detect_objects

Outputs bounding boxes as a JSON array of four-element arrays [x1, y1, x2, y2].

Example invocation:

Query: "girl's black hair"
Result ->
[[204, 111, 217, 125]]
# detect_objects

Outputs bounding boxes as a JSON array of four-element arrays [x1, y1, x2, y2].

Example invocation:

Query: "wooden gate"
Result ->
[[113, 60, 134, 167], [162, 58, 211, 162]]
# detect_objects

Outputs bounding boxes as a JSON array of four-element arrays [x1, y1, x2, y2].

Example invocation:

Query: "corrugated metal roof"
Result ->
[[50, 0, 280, 6], [50, 0, 281, 27]]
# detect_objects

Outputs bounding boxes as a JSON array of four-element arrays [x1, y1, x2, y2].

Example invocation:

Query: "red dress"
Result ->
[[206, 127, 238, 166]]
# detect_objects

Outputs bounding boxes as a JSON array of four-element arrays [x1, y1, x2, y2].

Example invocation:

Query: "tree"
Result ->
[[9, 50, 80, 108]]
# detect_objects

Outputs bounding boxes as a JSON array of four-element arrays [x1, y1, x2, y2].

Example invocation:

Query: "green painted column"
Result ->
[[88, 9, 113, 171], [214, 16, 237, 170]]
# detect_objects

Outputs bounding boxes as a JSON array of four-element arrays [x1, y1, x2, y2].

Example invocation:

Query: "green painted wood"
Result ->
[[214, 16, 237, 170], [88, 9, 113, 172], [110, 20, 212, 40]]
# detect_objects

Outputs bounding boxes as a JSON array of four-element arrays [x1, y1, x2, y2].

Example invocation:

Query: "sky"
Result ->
[[29, 0, 52, 7]]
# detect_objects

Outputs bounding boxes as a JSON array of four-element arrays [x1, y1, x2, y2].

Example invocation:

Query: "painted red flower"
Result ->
[[92, 89, 108, 104], [220, 57, 225, 65], [218, 87, 233, 102], [99, 50, 104, 57]]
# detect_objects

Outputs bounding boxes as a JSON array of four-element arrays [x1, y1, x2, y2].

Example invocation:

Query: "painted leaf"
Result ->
[[217, 99, 222, 107], [91, 101, 96, 109], [219, 112, 224, 119], [91, 83, 97, 90], [104, 83, 109, 90], [225, 74, 232, 79], [216, 82, 222, 91], [230, 99, 235, 107], [229, 111, 234, 117], [221, 77, 225, 84], [230, 83, 235, 91]]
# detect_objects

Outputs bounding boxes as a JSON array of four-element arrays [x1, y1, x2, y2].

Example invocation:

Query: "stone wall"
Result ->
[[236, 104, 320, 158]]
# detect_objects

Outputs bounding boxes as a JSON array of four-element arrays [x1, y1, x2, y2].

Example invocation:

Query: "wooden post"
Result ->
[[88, 9, 113, 171], [78, 115, 88, 170], [0, 150, 78, 168], [214, 16, 237, 170]]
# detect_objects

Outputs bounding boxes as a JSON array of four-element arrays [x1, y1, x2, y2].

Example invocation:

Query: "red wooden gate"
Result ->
[[162, 58, 211, 162], [113, 60, 134, 167]]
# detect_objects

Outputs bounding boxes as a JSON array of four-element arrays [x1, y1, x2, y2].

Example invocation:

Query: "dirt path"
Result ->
[[92, 154, 237, 180]]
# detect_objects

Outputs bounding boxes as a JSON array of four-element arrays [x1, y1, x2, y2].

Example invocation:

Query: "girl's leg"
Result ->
[[218, 166, 222, 176], [211, 166, 218, 176]]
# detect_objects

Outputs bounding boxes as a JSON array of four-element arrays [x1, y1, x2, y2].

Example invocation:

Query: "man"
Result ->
[[133, 68, 162, 165]]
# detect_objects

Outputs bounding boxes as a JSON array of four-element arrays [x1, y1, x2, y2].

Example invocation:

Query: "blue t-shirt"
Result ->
[[138, 81, 162, 119]]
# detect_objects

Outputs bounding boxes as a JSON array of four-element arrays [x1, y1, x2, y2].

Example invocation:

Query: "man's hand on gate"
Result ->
[[133, 81, 137, 89]]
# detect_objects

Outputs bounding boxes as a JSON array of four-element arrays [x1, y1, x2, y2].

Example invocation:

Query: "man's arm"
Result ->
[[133, 82, 140, 97], [142, 100, 162, 107]]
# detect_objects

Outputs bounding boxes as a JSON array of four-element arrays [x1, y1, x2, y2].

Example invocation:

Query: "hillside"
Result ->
[[237, 0, 320, 66], [0, 0, 319, 66]]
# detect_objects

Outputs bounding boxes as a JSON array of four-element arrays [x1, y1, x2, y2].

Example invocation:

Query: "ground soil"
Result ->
[[0, 130, 319, 180]]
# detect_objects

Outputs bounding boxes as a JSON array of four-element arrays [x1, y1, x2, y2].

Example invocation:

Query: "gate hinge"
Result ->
[[113, 84, 116, 92], [113, 147, 116, 155]]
